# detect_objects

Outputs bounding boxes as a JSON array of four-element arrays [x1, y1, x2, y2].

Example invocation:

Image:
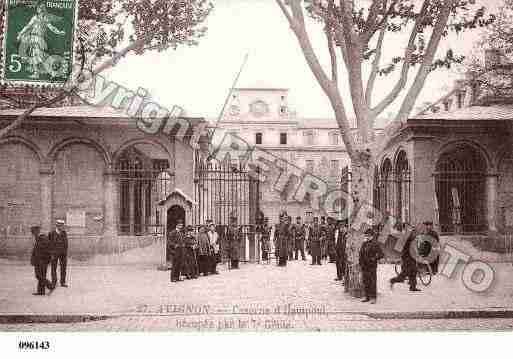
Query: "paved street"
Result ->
[[1, 257, 513, 331]]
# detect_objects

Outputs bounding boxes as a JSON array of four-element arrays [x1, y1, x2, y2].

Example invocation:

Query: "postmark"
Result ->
[[1, 0, 79, 87]]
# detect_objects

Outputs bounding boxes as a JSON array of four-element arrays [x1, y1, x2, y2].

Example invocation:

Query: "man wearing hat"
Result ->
[[287, 216, 294, 261], [359, 226, 384, 304], [326, 217, 337, 263], [309, 217, 323, 265], [390, 224, 421, 292], [168, 220, 185, 282], [275, 211, 290, 266], [30, 226, 54, 295], [292, 216, 306, 261], [334, 220, 348, 282], [206, 219, 220, 275], [259, 217, 271, 262], [49, 219, 68, 288], [227, 215, 242, 269]]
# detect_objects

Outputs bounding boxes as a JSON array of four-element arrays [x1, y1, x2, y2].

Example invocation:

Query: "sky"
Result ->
[[107, 0, 502, 121]]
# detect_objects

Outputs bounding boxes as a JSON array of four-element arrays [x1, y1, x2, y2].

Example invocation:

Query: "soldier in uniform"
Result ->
[[168, 220, 185, 282], [30, 226, 54, 295], [48, 219, 68, 288], [359, 227, 384, 304], [293, 216, 306, 261], [275, 212, 290, 266], [227, 215, 242, 269], [286, 216, 294, 261], [260, 217, 271, 261], [326, 217, 337, 263], [334, 220, 348, 282], [309, 217, 322, 265], [320, 216, 328, 261]]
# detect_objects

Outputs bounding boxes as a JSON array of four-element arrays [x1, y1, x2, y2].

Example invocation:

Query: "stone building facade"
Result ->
[[374, 50, 513, 235], [0, 104, 205, 260], [210, 88, 354, 223]]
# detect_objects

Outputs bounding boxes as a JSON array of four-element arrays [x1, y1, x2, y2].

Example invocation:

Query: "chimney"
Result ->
[[485, 49, 501, 70]]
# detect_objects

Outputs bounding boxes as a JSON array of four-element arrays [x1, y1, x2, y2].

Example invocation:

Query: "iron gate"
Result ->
[[193, 156, 261, 262]]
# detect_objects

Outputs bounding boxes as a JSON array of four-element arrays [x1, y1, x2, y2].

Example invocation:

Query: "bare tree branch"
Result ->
[[337, 0, 370, 143], [395, 0, 455, 123], [277, 0, 356, 158], [365, 25, 386, 106], [370, 0, 429, 117], [276, 0, 299, 30], [326, 0, 338, 84]]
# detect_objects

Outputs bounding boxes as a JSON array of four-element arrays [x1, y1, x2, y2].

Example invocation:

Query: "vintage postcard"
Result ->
[[0, 0, 512, 354]]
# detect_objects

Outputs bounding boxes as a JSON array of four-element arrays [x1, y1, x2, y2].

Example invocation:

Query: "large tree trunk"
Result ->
[[344, 154, 374, 297]]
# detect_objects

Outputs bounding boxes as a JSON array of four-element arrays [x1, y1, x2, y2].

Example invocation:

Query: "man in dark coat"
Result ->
[[309, 217, 322, 265], [275, 212, 290, 267], [287, 216, 294, 260], [30, 226, 54, 295], [168, 221, 184, 282], [359, 227, 384, 304], [390, 226, 421, 292], [259, 218, 271, 261], [326, 217, 337, 263], [227, 216, 242, 269], [49, 220, 68, 288], [197, 225, 212, 276], [182, 226, 199, 279], [320, 216, 327, 260], [293, 216, 306, 261], [334, 220, 347, 282]]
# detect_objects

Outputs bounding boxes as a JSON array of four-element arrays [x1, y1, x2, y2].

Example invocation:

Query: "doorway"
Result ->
[[166, 205, 185, 262]]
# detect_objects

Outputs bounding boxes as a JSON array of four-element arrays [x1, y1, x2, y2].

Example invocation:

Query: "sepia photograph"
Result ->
[[1, 0, 513, 355]]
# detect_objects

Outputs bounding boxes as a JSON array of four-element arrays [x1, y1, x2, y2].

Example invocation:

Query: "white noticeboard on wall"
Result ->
[[66, 210, 86, 227]]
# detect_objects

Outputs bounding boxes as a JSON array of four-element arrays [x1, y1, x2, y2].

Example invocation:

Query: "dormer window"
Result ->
[[443, 100, 450, 112]]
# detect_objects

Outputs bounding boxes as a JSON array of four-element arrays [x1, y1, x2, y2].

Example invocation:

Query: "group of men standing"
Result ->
[[167, 218, 227, 282], [30, 220, 69, 295], [260, 212, 349, 280]]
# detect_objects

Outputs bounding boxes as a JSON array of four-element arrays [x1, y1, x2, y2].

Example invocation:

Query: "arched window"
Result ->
[[395, 151, 410, 225], [380, 159, 393, 215], [435, 144, 486, 233], [117, 147, 170, 235]]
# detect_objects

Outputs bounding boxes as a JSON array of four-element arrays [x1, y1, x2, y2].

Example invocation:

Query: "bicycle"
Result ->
[[394, 260, 433, 286]]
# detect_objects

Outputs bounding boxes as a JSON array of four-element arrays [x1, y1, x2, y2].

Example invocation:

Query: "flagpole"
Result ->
[[208, 53, 249, 157]]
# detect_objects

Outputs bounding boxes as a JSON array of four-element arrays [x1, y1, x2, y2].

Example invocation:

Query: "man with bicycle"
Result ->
[[389, 224, 422, 292]]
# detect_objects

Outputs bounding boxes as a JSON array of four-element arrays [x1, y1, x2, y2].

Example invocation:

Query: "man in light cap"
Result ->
[[49, 219, 68, 288], [359, 226, 384, 304]]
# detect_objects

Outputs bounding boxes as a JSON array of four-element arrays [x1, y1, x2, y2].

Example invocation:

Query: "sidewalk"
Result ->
[[1, 257, 512, 322]]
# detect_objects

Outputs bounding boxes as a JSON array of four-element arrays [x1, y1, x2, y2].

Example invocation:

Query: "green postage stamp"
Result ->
[[1, 0, 79, 86]]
